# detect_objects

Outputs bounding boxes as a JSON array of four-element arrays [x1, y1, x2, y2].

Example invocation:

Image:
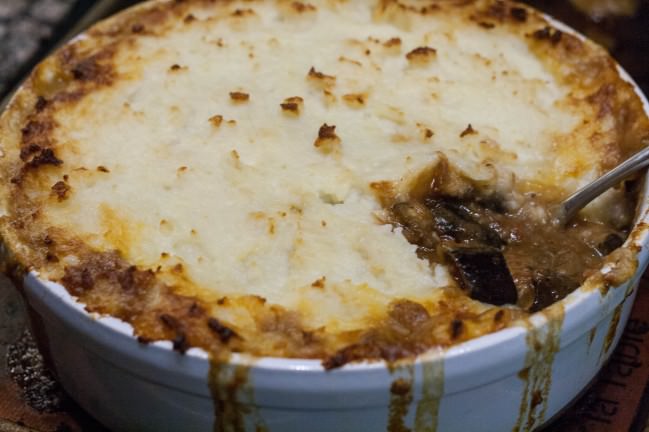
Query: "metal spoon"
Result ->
[[554, 140, 649, 226]]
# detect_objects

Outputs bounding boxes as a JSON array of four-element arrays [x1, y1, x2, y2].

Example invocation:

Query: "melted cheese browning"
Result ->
[[0, 0, 647, 365]]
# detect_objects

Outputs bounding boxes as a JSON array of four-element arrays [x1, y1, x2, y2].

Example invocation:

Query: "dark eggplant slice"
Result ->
[[447, 247, 518, 305], [426, 199, 504, 248], [474, 193, 507, 214], [529, 271, 579, 312], [595, 233, 625, 256]]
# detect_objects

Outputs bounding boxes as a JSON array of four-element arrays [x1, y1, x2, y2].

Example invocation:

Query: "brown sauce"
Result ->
[[386, 156, 634, 311]]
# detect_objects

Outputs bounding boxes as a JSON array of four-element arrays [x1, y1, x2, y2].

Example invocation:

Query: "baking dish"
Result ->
[[20, 224, 649, 432], [4, 1, 649, 431], [15, 87, 649, 432]]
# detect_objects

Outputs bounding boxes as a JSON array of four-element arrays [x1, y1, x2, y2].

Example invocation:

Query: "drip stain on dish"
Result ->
[[209, 361, 266, 432], [513, 305, 564, 432], [387, 365, 415, 432], [600, 302, 624, 361], [587, 326, 598, 351], [385, 359, 444, 432], [414, 359, 444, 432]]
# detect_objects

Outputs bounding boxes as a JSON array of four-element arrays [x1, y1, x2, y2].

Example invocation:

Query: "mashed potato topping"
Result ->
[[0, 0, 646, 365]]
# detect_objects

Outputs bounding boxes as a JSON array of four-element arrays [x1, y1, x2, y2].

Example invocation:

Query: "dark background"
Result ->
[[0, 0, 647, 102], [0, 0, 137, 101]]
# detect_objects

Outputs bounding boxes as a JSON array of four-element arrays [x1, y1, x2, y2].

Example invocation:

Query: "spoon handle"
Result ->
[[555, 142, 649, 226]]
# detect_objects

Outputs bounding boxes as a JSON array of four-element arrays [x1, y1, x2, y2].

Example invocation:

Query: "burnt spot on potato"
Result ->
[[586, 84, 616, 120], [416, 123, 434, 140], [477, 20, 495, 29], [406, 46, 437, 66], [450, 319, 464, 339], [280, 96, 304, 116], [382, 37, 402, 55], [322, 89, 336, 106], [383, 37, 401, 48], [460, 124, 477, 137], [209, 115, 223, 127], [313, 123, 341, 154], [21, 120, 54, 152], [68, 51, 116, 85], [34, 96, 48, 112], [229, 91, 250, 102], [159, 313, 190, 353], [231, 8, 256, 18], [291, 2, 317, 13], [307, 67, 336, 90], [470, 1, 534, 29], [25, 148, 63, 169], [207, 318, 238, 343], [509, 7, 528, 22], [531, 26, 563, 45], [51, 180, 71, 201], [342, 93, 368, 108], [338, 56, 363, 67], [372, 0, 440, 26], [19, 144, 42, 162], [485, 0, 507, 21], [131, 23, 145, 34], [311, 276, 326, 289]]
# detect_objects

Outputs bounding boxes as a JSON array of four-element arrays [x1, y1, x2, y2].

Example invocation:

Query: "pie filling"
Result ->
[[385, 155, 635, 312]]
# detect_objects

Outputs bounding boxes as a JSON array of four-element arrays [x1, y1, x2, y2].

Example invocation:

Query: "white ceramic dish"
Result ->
[[21, 233, 648, 432], [10, 10, 649, 432]]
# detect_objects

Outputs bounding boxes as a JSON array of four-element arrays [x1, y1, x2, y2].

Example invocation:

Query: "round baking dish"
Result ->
[[6, 5, 649, 432], [19, 92, 649, 432], [21, 224, 649, 432]]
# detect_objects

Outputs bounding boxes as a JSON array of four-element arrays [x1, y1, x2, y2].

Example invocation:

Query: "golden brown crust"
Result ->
[[0, 0, 647, 369], [323, 297, 520, 369]]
